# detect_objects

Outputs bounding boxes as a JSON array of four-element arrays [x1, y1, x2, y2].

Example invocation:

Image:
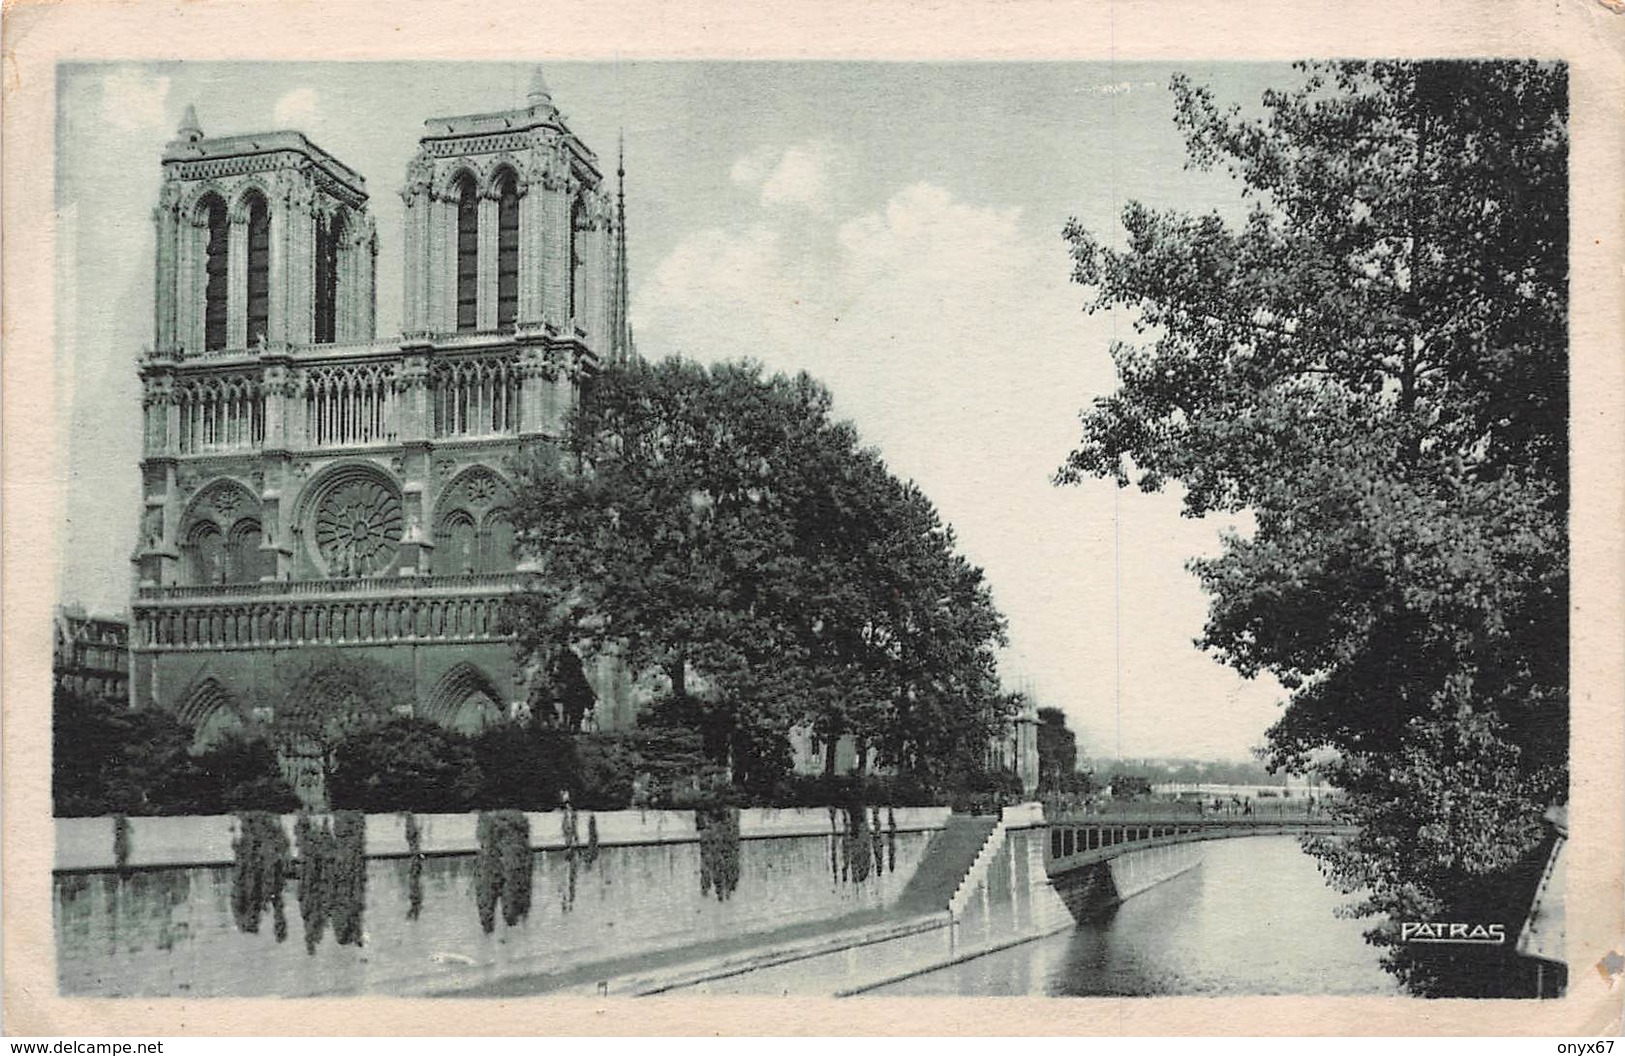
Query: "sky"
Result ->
[[55, 61, 1302, 761]]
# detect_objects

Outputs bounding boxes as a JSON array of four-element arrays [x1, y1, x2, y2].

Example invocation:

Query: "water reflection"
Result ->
[[879, 837, 1399, 997]]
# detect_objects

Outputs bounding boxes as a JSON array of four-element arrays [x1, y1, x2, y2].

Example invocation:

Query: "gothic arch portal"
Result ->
[[178, 676, 243, 749], [423, 662, 505, 735]]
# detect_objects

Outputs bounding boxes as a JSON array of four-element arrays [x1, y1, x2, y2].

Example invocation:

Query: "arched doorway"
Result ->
[[424, 662, 506, 735]]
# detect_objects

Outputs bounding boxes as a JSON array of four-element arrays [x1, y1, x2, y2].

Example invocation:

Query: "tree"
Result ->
[[174, 730, 301, 814], [509, 356, 1011, 794], [787, 436, 1010, 782], [1036, 706, 1078, 793], [52, 686, 298, 815], [509, 358, 831, 785], [853, 478, 1011, 785], [575, 725, 716, 809], [1058, 62, 1566, 994], [1108, 774, 1152, 800], [470, 721, 581, 809], [53, 685, 193, 816], [328, 717, 483, 813]]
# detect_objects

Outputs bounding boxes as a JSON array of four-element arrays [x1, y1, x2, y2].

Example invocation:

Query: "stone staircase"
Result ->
[[892, 814, 1000, 916]]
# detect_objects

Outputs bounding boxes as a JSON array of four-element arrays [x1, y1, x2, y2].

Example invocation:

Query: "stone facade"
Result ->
[[129, 71, 635, 756]]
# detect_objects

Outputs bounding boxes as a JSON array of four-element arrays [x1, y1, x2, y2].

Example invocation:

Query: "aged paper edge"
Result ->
[[4, 0, 1621, 1037]]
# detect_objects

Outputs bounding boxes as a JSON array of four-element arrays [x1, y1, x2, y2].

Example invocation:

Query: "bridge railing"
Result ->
[[1041, 814, 1357, 877], [1043, 797, 1334, 824]]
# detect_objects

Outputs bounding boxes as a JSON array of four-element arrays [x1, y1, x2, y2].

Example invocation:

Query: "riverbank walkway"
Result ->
[[439, 815, 1001, 997]]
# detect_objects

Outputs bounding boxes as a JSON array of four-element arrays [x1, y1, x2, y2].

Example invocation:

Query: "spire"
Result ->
[[613, 131, 633, 364], [526, 65, 553, 109], [177, 104, 203, 143]]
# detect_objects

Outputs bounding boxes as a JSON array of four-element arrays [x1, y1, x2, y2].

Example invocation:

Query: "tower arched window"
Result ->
[[455, 175, 479, 332], [245, 193, 270, 346], [496, 173, 520, 329], [201, 196, 229, 352], [568, 197, 584, 323], [315, 209, 344, 345]]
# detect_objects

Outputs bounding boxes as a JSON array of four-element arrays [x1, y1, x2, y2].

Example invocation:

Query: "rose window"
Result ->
[[314, 478, 403, 577]]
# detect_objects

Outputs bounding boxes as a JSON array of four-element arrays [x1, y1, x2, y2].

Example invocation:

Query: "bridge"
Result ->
[[1032, 811, 1357, 923], [1044, 811, 1354, 872], [933, 804, 1355, 931]]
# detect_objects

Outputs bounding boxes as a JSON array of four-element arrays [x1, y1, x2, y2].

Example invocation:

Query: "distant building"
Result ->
[[988, 693, 1040, 795], [53, 605, 130, 703]]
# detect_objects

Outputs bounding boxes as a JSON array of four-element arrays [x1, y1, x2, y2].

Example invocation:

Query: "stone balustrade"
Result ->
[[137, 571, 521, 601], [131, 575, 517, 650]]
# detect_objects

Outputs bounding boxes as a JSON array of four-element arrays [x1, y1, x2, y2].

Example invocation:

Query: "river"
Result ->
[[875, 835, 1399, 997]]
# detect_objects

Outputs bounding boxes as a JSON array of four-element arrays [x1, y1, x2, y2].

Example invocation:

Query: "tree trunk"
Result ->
[[669, 655, 687, 701], [823, 734, 837, 779]]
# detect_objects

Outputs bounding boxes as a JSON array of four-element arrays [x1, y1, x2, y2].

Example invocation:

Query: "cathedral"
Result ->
[[128, 69, 636, 768]]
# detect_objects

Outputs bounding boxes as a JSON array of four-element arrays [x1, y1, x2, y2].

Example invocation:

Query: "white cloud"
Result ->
[[729, 146, 775, 188], [272, 87, 320, 128], [759, 145, 831, 208], [728, 143, 834, 210], [99, 69, 170, 132]]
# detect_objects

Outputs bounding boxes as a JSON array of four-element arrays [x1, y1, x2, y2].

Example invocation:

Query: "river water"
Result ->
[[876, 835, 1399, 997]]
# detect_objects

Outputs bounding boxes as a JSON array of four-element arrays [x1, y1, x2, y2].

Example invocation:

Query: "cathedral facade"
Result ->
[[128, 71, 635, 758]]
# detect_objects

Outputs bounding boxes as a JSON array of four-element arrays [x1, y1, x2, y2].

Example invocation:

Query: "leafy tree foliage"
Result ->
[[327, 717, 483, 813], [470, 721, 582, 809], [575, 725, 719, 809], [1036, 705, 1079, 793], [1123, 756, 1308, 788], [1106, 774, 1154, 800], [54, 686, 195, 816], [53, 686, 297, 816], [1058, 61, 1566, 992], [531, 649, 598, 732], [508, 357, 1010, 792], [180, 730, 302, 814]]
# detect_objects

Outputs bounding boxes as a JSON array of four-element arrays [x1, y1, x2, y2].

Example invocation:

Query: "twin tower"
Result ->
[[130, 69, 636, 781]]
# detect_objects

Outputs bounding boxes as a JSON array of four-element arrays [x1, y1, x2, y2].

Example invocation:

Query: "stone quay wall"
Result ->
[[54, 807, 950, 997]]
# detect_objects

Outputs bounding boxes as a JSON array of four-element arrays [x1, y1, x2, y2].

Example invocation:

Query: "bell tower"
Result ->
[[399, 66, 615, 350], [151, 106, 376, 357], [137, 107, 377, 592]]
